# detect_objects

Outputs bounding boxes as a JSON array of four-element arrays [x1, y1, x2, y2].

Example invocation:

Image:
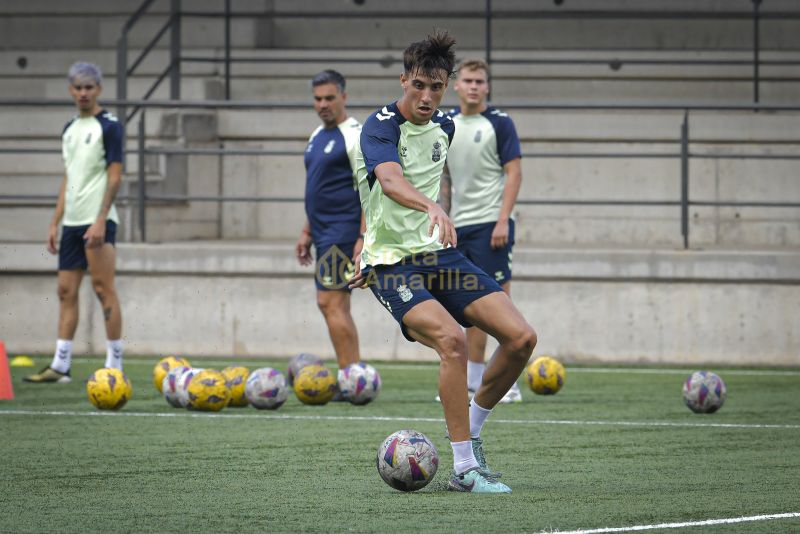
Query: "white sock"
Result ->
[[451, 440, 479, 475], [337, 368, 345, 382], [105, 339, 123, 370], [469, 400, 493, 439], [467, 361, 485, 392], [50, 339, 73, 373]]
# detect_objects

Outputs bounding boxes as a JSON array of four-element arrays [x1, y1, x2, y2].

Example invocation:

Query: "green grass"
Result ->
[[2, 357, 800, 533]]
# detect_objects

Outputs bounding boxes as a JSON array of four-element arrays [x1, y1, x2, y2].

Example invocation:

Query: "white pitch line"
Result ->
[[542, 512, 800, 534], [1, 409, 799, 430], [567, 367, 800, 377], [49, 359, 800, 376]]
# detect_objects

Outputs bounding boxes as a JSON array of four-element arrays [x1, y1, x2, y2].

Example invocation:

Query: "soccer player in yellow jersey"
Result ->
[[25, 62, 124, 383], [350, 33, 537, 493]]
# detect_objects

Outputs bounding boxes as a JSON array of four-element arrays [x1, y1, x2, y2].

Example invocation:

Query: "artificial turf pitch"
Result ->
[[2, 357, 799, 533]]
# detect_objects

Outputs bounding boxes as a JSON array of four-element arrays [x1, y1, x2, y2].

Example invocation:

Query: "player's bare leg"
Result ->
[[317, 290, 360, 368], [23, 269, 84, 382], [403, 300, 470, 442], [57, 269, 84, 339], [86, 243, 121, 340], [466, 280, 509, 366], [464, 291, 536, 409]]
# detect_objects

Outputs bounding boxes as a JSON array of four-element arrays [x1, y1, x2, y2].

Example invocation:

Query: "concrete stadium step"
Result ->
[[0, 75, 216, 101], [0, 108, 176, 138], [0, 49, 219, 77], [216, 108, 800, 143], [1, 171, 163, 197], [2, 2, 799, 50], [0, 13, 266, 50], [225, 76, 799, 105]]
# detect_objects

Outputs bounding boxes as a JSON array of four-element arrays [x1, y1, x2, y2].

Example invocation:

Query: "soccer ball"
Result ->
[[526, 356, 566, 395], [186, 369, 231, 412], [683, 371, 727, 413], [245, 367, 289, 410], [176, 367, 204, 408], [293, 364, 337, 405], [162, 365, 191, 407], [86, 368, 132, 410], [222, 366, 250, 407], [339, 362, 381, 405], [376, 429, 439, 492], [153, 356, 191, 392], [287, 352, 323, 386]]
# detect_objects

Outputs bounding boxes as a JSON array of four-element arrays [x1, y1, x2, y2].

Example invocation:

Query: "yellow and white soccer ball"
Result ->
[[86, 368, 132, 410], [293, 364, 338, 405], [526, 356, 566, 395], [222, 366, 250, 407], [186, 369, 231, 411], [153, 356, 191, 392]]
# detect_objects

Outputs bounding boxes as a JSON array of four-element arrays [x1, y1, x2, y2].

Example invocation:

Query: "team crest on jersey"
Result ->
[[431, 141, 441, 162], [399, 145, 408, 158], [324, 139, 335, 154], [85, 133, 92, 144], [474, 130, 482, 143], [397, 284, 413, 303]]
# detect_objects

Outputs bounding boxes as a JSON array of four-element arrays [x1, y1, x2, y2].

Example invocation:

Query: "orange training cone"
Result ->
[[0, 341, 14, 400]]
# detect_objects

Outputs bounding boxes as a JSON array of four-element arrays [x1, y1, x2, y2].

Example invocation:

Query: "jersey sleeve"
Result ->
[[494, 114, 522, 166], [360, 109, 402, 179], [101, 117, 124, 166], [437, 110, 456, 146], [340, 119, 363, 190]]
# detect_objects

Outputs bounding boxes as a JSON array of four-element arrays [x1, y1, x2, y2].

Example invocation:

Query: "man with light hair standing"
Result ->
[[440, 58, 524, 403], [25, 62, 125, 383]]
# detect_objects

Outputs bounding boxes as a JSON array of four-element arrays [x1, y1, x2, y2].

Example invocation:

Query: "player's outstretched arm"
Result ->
[[374, 161, 456, 247], [295, 220, 313, 266], [47, 174, 67, 254], [439, 164, 452, 215], [84, 162, 122, 248], [491, 157, 522, 249]]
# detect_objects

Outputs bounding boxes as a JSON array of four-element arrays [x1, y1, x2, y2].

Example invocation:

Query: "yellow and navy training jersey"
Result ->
[[304, 116, 362, 247], [446, 106, 521, 228], [61, 109, 123, 226], [355, 101, 455, 267]]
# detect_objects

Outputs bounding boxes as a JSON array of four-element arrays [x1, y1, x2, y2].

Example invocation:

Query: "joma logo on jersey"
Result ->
[[431, 141, 441, 162], [324, 140, 335, 154]]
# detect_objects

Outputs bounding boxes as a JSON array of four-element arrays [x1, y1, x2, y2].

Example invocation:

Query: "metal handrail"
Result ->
[[1, 97, 798, 248], [116, 0, 180, 130], [2, 98, 799, 112]]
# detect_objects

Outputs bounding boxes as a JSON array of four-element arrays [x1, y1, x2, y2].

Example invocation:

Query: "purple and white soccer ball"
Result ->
[[245, 367, 288, 410], [162, 365, 191, 407], [339, 362, 381, 405], [287, 353, 323, 386], [176, 368, 204, 408], [376, 429, 439, 492], [682, 371, 727, 413]]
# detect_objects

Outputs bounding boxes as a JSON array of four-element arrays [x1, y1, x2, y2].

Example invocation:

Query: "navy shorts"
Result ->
[[363, 248, 504, 342], [314, 241, 356, 291], [59, 220, 117, 270], [456, 219, 515, 286]]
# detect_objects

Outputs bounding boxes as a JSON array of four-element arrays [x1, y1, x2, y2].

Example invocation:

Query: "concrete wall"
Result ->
[[1, 242, 797, 366]]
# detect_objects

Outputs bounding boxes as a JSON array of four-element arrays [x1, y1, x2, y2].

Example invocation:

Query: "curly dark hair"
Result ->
[[402, 31, 457, 81]]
